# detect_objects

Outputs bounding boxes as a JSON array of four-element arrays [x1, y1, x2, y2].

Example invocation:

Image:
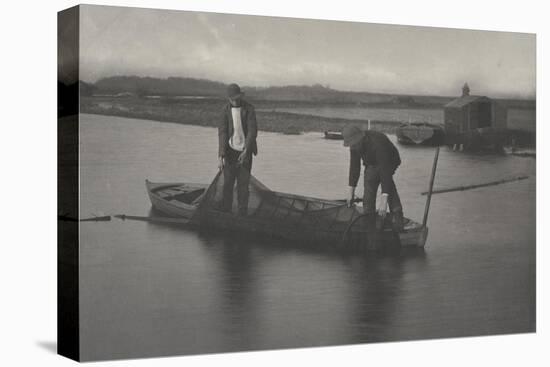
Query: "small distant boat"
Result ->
[[324, 131, 344, 140], [503, 146, 536, 158], [396, 122, 444, 146], [281, 126, 302, 135]]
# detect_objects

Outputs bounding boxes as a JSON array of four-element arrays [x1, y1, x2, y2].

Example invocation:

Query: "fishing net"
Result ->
[[193, 171, 371, 245]]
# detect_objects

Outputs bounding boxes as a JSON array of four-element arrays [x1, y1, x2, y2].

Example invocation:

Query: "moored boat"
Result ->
[[503, 146, 535, 158], [396, 122, 445, 146], [324, 131, 344, 140]]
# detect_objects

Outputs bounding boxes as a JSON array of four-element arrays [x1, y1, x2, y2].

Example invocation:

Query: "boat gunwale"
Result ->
[[145, 179, 425, 237]]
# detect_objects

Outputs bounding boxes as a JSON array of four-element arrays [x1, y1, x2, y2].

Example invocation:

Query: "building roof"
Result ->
[[444, 95, 491, 108]]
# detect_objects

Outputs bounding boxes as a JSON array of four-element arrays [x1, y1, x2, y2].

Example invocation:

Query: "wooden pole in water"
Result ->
[[420, 175, 529, 196], [422, 146, 440, 228], [114, 214, 191, 225], [367, 119, 371, 130]]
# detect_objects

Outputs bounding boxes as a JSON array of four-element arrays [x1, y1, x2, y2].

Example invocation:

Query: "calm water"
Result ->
[[79, 113, 535, 361], [261, 106, 444, 124]]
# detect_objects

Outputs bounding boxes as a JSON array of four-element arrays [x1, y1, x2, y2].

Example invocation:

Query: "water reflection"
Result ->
[[200, 233, 263, 350], [148, 214, 429, 348], [346, 251, 427, 342]]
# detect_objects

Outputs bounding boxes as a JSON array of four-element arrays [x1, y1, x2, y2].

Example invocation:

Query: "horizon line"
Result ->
[[79, 74, 537, 101]]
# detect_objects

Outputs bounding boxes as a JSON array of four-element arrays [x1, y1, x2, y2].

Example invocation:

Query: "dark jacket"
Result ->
[[218, 100, 258, 157], [349, 130, 401, 193]]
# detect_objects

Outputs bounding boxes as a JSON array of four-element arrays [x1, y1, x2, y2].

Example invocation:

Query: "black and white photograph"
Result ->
[[4, 1, 549, 366], [55, 3, 540, 362]]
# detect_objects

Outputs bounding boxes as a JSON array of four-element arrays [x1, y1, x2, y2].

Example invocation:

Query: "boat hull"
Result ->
[[145, 180, 428, 251], [324, 131, 344, 140], [146, 180, 206, 218], [396, 123, 445, 146]]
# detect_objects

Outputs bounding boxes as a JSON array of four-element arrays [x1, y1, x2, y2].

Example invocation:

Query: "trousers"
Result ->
[[222, 148, 253, 214], [363, 166, 403, 216]]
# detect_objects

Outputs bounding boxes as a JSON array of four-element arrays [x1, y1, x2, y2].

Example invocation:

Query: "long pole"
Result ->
[[114, 214, 191, 224], [422, 146, 440, 228], [420, 175, 529, 196]]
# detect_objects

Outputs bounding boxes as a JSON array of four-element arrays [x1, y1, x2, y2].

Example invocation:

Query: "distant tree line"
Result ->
[[79, 76, 535, 109]]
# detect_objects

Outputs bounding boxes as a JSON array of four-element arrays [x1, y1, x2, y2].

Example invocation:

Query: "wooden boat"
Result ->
[[503, 146, 535, 158], [324, 131, 344, 140], [396, 122, 445, 146], [145, 179, 428, 251], [145, 181, 208, 218], [138, 148, 440, 252]]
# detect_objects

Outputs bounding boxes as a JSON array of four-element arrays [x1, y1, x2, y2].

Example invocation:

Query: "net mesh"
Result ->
[[194, 171, 367, 236], [188, 172, 428, 249]]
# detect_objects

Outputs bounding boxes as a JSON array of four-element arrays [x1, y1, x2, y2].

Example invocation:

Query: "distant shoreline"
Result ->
[[80, 96, 403, 135], [80, 96, 535, 148], [81, 76, 536, 110]]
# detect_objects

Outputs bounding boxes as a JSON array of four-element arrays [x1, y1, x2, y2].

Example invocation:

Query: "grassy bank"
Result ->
[[80, 96, 402, 135], [80, 96, 535, 148]]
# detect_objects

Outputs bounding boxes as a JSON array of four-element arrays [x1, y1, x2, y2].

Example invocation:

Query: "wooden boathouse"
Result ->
[[444, 83, 507, 149]]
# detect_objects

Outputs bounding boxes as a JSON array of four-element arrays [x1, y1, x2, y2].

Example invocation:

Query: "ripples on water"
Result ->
[[78, 114, 535, 361]]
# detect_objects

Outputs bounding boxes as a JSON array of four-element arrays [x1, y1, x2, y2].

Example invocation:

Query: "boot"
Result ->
[[391, 210, 405, 232]]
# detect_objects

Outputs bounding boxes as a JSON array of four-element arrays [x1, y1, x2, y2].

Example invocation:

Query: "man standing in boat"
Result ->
[[217, 83, 258, 216], [343, 125, 404, 231]]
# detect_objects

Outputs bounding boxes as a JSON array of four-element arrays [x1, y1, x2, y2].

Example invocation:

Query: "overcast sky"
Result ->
[[80, 5, 536, 98]]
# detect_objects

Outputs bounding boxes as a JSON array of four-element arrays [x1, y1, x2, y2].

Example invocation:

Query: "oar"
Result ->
[[80, 215, 111, 222], [114, 214, 191, 225], [58, 213, 112, 222]]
